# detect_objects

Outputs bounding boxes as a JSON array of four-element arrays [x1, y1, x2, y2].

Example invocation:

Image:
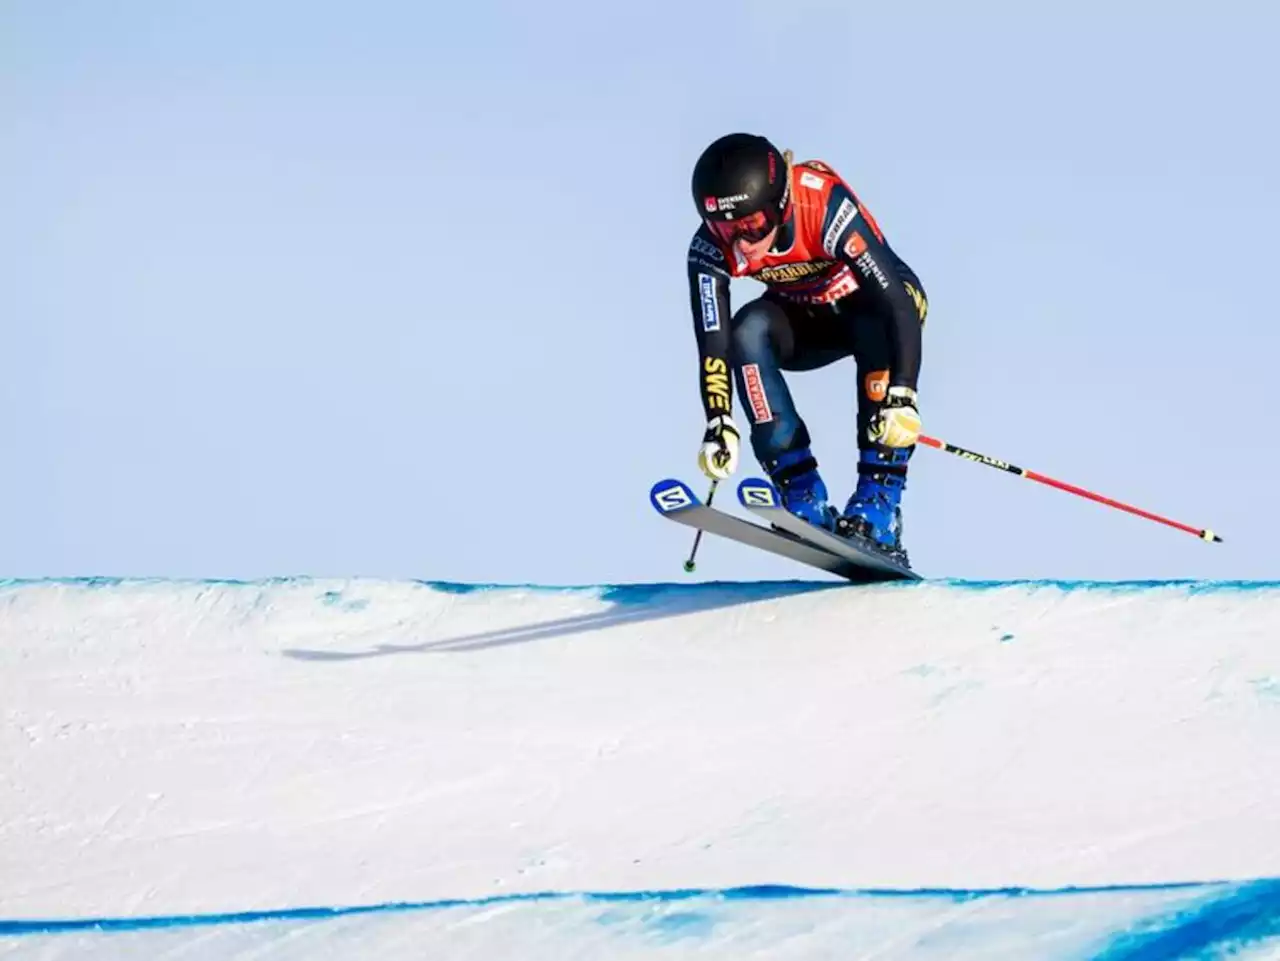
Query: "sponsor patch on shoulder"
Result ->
[[823, 198, 858, 256], [799, 171, 825, 190], [844, 230, 868, 259]]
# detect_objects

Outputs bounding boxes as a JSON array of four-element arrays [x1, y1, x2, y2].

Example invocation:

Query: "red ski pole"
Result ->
[[917, 434, 1223, 544]]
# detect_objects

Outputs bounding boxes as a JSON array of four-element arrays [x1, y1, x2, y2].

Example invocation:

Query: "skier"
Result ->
[[687, 132, 927, 561]]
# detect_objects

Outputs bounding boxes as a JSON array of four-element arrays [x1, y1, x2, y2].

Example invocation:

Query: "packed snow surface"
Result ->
[[2, 577, 1278, 958]]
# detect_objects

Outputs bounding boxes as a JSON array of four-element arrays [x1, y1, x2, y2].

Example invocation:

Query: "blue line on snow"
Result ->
[[2, 880, 1269, 937], [1096, 879, 1280, 960], [2, 575, 1280, 596]]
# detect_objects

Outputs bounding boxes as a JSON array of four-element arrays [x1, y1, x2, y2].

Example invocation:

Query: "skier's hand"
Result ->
[[698, 414, 741, 481], [869, 387, 921, 448]]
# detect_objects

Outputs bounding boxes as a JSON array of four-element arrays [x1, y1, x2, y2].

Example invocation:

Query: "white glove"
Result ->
[[697, 415, 741, 481], [869, 386, 921, 448]]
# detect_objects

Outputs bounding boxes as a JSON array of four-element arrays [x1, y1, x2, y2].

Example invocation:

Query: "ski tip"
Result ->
[[650, 479, 700, 515], [737, 477, 780, 509]]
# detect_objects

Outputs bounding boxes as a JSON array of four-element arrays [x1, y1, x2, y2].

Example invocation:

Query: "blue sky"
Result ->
[[3, 0, 1277, 584]]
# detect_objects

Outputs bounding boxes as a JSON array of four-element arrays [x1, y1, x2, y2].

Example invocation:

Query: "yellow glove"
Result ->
[[869, 387, 921, 448], [697, 415, 741, 481]]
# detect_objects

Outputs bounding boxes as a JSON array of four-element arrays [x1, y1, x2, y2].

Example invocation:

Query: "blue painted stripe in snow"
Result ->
[[2, 880, 1272, 937], [1096, 878, 1280, 960], [4, 575, 1280, 597]]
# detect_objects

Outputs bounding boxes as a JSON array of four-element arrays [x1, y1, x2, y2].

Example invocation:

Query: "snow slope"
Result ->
[[2, 577, 1279, 959]]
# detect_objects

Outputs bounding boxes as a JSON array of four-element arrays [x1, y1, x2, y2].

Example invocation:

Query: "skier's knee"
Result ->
[[730, 300, 784, 364]]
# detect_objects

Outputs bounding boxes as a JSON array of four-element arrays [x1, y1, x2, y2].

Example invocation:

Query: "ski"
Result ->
[[736, 478, 920, 583], [649, 479, 870, 581]]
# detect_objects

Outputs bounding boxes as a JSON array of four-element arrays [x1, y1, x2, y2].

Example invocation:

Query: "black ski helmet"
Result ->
[[691, 133, 791, 238]]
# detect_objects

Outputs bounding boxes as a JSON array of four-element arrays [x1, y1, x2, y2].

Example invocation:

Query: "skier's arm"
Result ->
[[687, 231, 734, 420], [822, 186, 923, 391]]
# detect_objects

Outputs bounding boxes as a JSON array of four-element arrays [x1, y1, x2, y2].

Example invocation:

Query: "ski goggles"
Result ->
[[705, 209, 773, 245]]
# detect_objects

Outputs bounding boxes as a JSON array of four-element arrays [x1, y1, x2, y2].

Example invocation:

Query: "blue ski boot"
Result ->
[[838, 448, 910, 560], [765, 447, 838, 532]]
